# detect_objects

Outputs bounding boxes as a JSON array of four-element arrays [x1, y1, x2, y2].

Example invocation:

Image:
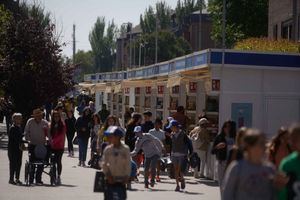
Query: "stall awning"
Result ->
[[121, 80, 155, 88], [113, 84, 122, 93], [94, 83, 107, 92], [167, 76, 183, 88]]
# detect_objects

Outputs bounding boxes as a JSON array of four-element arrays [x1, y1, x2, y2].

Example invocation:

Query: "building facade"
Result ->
[[268, 0, 300, 41]]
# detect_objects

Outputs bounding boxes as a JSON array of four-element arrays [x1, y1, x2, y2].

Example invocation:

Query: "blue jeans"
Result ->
[[78, 138, 89, 162]]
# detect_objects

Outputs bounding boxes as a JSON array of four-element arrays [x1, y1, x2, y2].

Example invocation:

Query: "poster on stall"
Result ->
[[231, 103, 253, 128]]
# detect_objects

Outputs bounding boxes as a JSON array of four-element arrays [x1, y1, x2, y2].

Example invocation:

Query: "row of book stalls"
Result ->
[[81, 49, 300, 139]]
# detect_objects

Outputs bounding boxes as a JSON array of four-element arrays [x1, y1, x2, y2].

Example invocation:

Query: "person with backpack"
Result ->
[[168, 120, 193, 192], [190, 118, 210, 178], [131, 126, 164, 188]]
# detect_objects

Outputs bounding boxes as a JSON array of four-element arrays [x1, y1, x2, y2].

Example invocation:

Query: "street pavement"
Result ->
[[0, 122, 220, 200]]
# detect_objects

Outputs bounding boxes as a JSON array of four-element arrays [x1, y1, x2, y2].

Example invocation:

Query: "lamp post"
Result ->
[[122, 22, 133, 70]]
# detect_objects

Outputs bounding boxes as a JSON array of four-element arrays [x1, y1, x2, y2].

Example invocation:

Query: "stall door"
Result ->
[[265, 97, 300, 138]]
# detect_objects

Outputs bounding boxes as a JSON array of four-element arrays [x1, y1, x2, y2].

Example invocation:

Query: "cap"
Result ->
[[167, 117, 174, 122], [134, 126, 142, 133], [166, 120, 180, 129], [199, 118, 209, 125], [104, 126, 125, 137]]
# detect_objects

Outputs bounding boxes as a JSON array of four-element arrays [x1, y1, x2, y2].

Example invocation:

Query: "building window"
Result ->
[[273, 24, 278, 40], [281, 19, 293, 40]]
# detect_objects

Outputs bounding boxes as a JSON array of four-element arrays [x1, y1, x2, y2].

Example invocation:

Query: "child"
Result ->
[[222, 129, 276, 200], [101, 126, 131, 200], [278, 124, 300, 200]]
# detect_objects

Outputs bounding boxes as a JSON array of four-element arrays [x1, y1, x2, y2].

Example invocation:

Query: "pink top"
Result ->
[[50, 123, 66, 150]]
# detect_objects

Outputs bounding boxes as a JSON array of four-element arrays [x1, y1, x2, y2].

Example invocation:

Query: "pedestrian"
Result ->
[[226, 127, 247, 169], [278, 123, 300, 200], [190, 118, 210, 178], [131, 126, 164, 188], [101, 126, 131, 200], [55, 105, 67, 121], [49, 110, 66, 185], [98, 104, 110, 124], [24, 108, 49, 185], [222, 129, 279, 200], [8, 113, 23, 185], [211, 120, 235, 186], [172, 106, 189, 131], [65, 110, 76, 157], [77, 100, 86, 116], [268, 127, 291, 169], [89, 101, 96, 114], [141, 111, 154, 133], [149, 118, 166, 182], [97, 115, 120, 154], [168, 120, 193, 191], [89, 113, 101, 166], [125, 113, 142, 151], [163, 117, 173, 154], [75, 107, 91, 167], [124, 107, 134, 125]]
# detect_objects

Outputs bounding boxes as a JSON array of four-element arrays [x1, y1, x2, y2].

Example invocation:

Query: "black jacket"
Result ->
[[75, 116, 90, 139], [211, 133, 227, 161], [8, 125, 23, 156], [65, 116, 76, 135], [141, 121, 154, 133]]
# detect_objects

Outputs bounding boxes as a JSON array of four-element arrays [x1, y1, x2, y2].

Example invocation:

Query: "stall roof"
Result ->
[[84, 49, 300, 83]]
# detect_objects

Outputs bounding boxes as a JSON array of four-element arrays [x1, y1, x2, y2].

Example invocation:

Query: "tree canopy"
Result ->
[[89, 17, 118, 72], [208, 0, 268, 48], [0, 2, 74, 118]]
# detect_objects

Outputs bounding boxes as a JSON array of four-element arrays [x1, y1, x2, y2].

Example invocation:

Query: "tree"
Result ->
[[89, 17, 118, 72], [175, 0, 206, 27], [140, 1, 173, 33], [73, 50, 94, 82], [133, 31, 192, 65], [208, 0, 268, 48], [0, 2, 74, 119]]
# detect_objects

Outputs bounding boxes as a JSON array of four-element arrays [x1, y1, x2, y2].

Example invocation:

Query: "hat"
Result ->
[[199, 118, 209, 125], [31, 109, 44, 117], [104, 126, 125, 137], [166, 120, 180, 129], [134, 126, 142, 133], [167, 117, 174, 122]]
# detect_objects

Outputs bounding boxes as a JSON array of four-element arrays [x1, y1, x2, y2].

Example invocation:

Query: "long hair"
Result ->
[[102, 115, 120, 130], [127, 113, 142, 127], [220, 120, 236, 139], [92, 113, 101, 126], [50, 111, 64, 136], [269, 127, 289, 160]]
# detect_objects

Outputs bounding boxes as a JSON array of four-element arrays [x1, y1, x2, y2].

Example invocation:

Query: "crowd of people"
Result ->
[[4, 96, 300, 200]]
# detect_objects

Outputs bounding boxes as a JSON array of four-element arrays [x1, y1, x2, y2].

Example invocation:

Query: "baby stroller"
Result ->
[[24, 144, 56, 186]]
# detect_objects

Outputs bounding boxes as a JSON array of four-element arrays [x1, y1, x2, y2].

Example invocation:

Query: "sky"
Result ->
[[25, 0, 181, 57]]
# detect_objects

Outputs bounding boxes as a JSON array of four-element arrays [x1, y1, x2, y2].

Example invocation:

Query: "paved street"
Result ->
[[0, 129, 220, 200]]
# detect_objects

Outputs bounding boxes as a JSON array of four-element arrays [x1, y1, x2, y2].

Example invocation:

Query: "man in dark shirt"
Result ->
[[141, 111, 154, 133], [98, 104, 110, 124]]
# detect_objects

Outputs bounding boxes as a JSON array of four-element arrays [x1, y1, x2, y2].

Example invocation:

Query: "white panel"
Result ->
[[265, 98, 300, 137]]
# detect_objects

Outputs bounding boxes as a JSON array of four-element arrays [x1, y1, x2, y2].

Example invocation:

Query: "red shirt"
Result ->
[[50, 123, 66, 150]]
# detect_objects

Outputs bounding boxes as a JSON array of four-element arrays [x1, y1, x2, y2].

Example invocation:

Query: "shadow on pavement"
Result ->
[[196, 180, 219, 187], [182, 191, 204, 195]]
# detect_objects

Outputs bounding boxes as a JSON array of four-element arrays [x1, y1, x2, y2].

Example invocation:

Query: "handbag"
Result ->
[[93, 171, 106, 193], [72, 136, 78, 145]]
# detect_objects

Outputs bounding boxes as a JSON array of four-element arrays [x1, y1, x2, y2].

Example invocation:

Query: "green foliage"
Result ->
[[175, 0, 206, 27], [0, 2, 74, 118], [74, 50, 94, 82], [89, 17, 118, 72], [208, 0, 268, 48], [140, 1, 172, 33], [234, 38, 300, 53], [133, 31, 192, 65]]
